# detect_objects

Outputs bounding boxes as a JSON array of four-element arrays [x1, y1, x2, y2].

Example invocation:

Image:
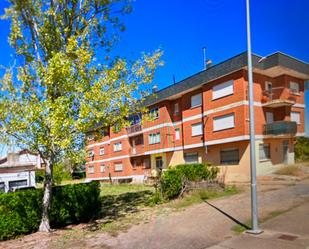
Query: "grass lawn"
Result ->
[[100, 183, 154, 196]]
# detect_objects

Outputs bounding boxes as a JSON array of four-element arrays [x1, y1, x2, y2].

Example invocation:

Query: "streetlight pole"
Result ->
[[246, 0, 262, 234]]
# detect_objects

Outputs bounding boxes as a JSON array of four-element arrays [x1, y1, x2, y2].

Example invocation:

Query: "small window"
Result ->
[[8, 180, 28, 191], [114, 163, 123, 171], [100, 164, 105, 172], [88, 166, 94, 174], [174, 103, 179, 115], [184, 153, 198, 163], [191, 123, 203, 136], [265, 81, 272, 92], [149, 132, 160, 144], [113, 142, 122, 152], [191, 93, 202, 108], [212, 80, 234, 100], [291, 112, 300, 124], [220, 148, 239, 165], [149, 107, 159, 119], [289, 82, 299, 94], [259, 144, 270, 161], [88, 150, 94, 158], [175, 129, 180, 140], [265, 112, 274, 124], [144, 158, 151, 169], [155, 157, 163, 169], [99, 147, 105, 155], [213, 113, 235, 131]]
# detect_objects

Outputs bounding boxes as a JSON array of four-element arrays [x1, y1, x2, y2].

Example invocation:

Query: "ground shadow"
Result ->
[[203, 199, 251, 230], [84, 190, 154, 231]]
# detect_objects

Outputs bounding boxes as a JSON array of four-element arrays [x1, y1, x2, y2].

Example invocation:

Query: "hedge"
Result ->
[[160, 163, 219, 199], [0, 181, 100, 241]]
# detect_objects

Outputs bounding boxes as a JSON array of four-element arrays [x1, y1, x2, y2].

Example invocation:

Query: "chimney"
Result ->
[[152, 85, 158, 93], [206, 59, 213, 69]]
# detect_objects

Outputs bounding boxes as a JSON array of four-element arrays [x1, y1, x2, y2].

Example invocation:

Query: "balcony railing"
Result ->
[[261, 87, 296, 108], [264, 121, 297, 136], [126, 124, 142, 134]]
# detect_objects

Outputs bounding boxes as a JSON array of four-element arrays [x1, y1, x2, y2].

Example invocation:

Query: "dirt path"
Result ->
[[1, 179, 309, 249]]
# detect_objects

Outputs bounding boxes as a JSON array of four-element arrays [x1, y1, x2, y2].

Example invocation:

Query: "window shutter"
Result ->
[[213, 113, 235, 131], [212, 80, 234, 100], [175, 129, 180, 140], [191, 123, 203, 136]]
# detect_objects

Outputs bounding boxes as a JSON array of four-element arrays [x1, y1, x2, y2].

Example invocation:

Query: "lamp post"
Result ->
[[246, 0, 262, 234]]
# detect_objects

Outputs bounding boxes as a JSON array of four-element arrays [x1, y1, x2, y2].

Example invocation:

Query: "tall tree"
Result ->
[[0, 0, 162, 232]]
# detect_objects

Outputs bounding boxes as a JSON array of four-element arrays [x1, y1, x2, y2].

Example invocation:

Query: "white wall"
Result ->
[[0, 171, 36, 193]]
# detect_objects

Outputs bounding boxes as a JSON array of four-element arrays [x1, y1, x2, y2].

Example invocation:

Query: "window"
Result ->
[[144, 158, 151, 169], [113, 142, 122, 152], [291, 112, 300, 124], [174, 103, 179, 115], [191, 123, 203, 136], [114, 163, 123, 171], [259, 144, 270, 161], [266, 112, 274, 124], [8, 180, 28, 191], [175, 129, 180, 140], [129, 114, 141, 125], [265, 81, 273, 92], [149, 132, 160, 144], [212, 80, 234, 100], [184, 153, 198, 163], [155, 157, 163, 169], [213, 113, 235, 131], [99, 147, 105, 155], [88, 166, 94, 174], [289, 82, 299, 94], [220, 148, 239, 165], [149, 107, 159, 119], [0, 182, 4, 193], [191, 93, 202, 108], [88, 150, 94, 158], [100, 164, 105, 172]]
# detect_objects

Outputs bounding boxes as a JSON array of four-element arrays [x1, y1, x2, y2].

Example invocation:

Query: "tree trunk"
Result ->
[[39, 161, 53, 232]]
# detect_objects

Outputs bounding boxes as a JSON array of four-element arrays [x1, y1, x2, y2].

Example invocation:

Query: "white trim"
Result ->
[[87, 134, 128, 148], [144, 146, 183, 155], [86, 155, 130, 164], [204, 135, 250, 146], [204, 101, 246, 116], [182, 113, 203, 123], [293, 103, 306, 108], [183, 143, 204, 149], [296, 132, 306, 137]]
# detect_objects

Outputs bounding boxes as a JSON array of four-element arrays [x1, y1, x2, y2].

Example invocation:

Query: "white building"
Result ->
[[0, 150, 43, 193]]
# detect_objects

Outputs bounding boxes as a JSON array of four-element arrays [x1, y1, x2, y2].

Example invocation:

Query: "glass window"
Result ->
[[149, 107, 159, 119], [289, 82, 299, 94], [259, 144, 270, 161], [114, 163, 123, 171], [113, 142, 122, 152], [88, 150, 94, 158], [212, 80, 234, 100], [155, 157, 163, 169], [291, 112, 300, 124], [88, 166, 94, 174], [149, 133, 160, 144], [144, 158, 151, 169], [99, 147, 105, 155], [220, 148, 239, 165], [191, 93, 202, 108], [191, 123, 203, 136], [174, 103, 179, 115], [175, 129, 180, 140], [213, 113, 235, 131], [184, 153, 199, 163], [100, 164, 105, 172]]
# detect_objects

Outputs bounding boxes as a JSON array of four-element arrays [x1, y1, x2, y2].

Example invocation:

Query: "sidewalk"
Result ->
[[208, 201, 309, 249]]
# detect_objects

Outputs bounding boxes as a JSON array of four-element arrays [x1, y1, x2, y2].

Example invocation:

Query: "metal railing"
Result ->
[[264, 121, 297, 136], [126, 124, 142, 134]]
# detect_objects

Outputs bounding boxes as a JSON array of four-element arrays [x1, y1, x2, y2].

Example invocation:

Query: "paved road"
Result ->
[[1, 179, 309, 249]]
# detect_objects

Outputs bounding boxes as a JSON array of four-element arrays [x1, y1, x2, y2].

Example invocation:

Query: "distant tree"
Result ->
[[0, 0, 162, 232]]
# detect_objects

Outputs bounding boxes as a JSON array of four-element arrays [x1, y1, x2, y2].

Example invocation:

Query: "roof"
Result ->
[[144, 51, 309, 106]]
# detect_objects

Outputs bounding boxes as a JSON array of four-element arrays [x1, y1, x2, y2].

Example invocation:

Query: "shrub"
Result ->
[[295, 136, 309, 162], [0, 181, 100, 240], [160, 163, 219, 200]]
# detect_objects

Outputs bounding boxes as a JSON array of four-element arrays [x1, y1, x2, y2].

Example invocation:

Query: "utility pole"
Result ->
[[246, 0, 262, 234], [202, 47, 207, 70]]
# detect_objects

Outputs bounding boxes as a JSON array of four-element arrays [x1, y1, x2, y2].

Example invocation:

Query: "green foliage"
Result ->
[[295, 136, 309, 162], [160, 163, 219, 200], [53, 163, 72, 185], [0, 182, 100, 240], [35, 170, 45, 183]]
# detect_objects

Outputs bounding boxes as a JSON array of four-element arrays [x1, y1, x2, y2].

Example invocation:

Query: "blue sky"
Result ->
[[0, 0, 308, 155]]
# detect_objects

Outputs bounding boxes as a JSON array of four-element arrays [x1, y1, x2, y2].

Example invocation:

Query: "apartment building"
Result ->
[[86, 51, 309, 183]]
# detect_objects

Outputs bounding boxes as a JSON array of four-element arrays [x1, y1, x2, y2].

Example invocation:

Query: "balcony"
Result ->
[[264, 121, 297, 136], [261, 87, 296, 108], [126, 124, 142, 135]]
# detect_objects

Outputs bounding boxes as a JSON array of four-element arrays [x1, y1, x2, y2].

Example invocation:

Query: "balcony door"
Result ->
[[282, 140, 289, 165], [266, 112, 274, 124]]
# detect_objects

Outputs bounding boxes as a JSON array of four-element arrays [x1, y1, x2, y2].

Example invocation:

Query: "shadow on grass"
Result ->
[[203, 200, 251, 231], [84, 190, 154, 232]]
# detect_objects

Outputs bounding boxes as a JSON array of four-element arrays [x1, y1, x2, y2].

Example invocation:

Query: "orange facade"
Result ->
[[85, 52, 308, 182]]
